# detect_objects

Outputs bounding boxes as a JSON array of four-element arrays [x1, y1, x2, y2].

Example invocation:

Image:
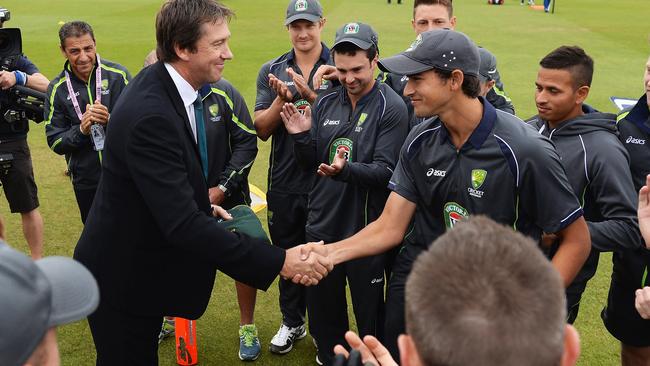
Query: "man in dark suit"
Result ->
[[73, 1, 332, 364]]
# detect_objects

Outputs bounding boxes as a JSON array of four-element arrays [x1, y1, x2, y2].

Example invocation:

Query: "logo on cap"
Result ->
[[344, 23, 360, 34], [295, 0, 308, 11], [406, 34, 423, 52]]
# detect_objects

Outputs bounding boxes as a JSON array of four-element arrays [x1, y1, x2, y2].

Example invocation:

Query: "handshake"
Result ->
[[279, 241, 334, 286]]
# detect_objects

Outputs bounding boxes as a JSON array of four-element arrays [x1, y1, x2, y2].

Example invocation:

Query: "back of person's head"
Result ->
[[539, 46, 594, 89], [405, 216, 569, 366], [58, 21, 95, 49], [0, 241, 99, 366], [414, 0, 454, 17], [156, 0, 233, 63]]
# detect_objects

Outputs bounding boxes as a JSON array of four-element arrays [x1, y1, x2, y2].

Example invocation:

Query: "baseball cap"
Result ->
[[285, 0, 323, 26], [378, 29, 479, 77], [478, 47, 498, 83], [332, 22, 379, 51], [218, 205, 271, 245], [0, 241, 99, 365]]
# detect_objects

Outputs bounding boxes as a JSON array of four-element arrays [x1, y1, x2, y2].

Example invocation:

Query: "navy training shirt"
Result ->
[[388, 97, 583, 250], [255, 44, 332, 194]]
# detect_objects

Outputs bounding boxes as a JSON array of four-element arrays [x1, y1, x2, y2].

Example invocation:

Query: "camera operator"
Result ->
[[45, 21, 131, 223], [0, 10, 49, 259]]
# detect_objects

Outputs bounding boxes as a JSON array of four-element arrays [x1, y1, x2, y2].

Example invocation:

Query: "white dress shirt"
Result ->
[[164, 63, 199, 143]]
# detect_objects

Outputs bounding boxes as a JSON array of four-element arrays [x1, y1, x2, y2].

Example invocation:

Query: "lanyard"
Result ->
[[64, 54, 102, 121]]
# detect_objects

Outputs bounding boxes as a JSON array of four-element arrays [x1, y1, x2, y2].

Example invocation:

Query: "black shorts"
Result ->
[[0, 139, 39, 213], [602, 280, 650, 347]]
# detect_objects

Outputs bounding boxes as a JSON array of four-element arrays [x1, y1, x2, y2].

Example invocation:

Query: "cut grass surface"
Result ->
[[2, 0, 648, 364]]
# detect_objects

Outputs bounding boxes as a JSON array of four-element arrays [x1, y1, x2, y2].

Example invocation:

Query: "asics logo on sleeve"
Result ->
[[626, 136, 646, 145], [426, 168, 446, 177]]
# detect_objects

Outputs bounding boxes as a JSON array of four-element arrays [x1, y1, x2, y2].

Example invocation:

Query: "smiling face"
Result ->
[[61, 33, 96, 81], [411, 4, 456, 34], [288, 19, 324, 53], [404, 69, 452, 118], [334, 49, 377, 100], [535, 67, 588, 126], [177, 20, 233, 89]]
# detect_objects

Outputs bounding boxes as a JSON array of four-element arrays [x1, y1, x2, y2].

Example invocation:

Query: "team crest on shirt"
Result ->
[[329, 138, 353, 163], [355, 113, 368, 132], [294, 99, 310, 115], [208, 104, 221, 122], [468, 169, 487, 198], [319, 79, 330, 90], [295, 0, 308, 11], [344, 23, 360, 34], [443, 202, 468, 229]]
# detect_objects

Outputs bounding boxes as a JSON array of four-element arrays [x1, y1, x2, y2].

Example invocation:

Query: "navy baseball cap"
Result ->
[[332, 22, 379, 51], [285, 0, 323, 26], [0, 242, 99, 365], [378, 29, 479, 77], [478, 47, 498, 83]]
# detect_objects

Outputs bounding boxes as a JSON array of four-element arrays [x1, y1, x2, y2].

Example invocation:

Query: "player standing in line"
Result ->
[[254, 0, 333, 356], [282, 22, 408, 365], [302, 29, 591, 361], [526, 46, 640, 324], [603, 55, 650, 366]]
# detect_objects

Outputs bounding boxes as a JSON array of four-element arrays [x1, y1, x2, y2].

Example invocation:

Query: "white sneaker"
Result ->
[[269, 323, 307, 354]]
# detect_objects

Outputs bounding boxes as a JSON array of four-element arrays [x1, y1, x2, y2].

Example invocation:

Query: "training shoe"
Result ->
[[158, 317, 175, 344], [239, 324, 261, 361], [269, 323, 307, 354]]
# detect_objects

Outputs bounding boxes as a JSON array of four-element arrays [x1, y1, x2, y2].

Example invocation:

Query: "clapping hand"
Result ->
[[287, 67, 317, 103], [269, 73, 294, 102], [318, 147, 346, 177], [280, 241, 332, 286], [280, 102, 312, 134], [312, 64, 338, 91], [638, 174, 650, 247], [333, 331, 398, 366]]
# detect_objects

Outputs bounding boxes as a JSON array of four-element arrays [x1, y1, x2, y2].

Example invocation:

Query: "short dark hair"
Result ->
[[332, 42, 378, 63], [432, 67, 481, 98], [539, 45, 594, 88], [155, 0, 234, 63], [406, 216, 566, 366], [414, 0, 454, 17], [58, 21, 95, 49]]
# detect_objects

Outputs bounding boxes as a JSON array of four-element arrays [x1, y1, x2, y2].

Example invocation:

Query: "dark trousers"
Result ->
[[268, 191, 308, 327], [384, 244, 423, 361], [88, 300, 162, 365], [307, 234, 386, 366], [73, 186, 97, 224]]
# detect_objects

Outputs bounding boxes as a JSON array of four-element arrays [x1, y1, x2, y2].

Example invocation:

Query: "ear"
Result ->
[[60, 45, 67, 58], [487, 80, 496, 90], [319, 17, 327, 28], [411, 19, 416, 31], [560, 324, 580, 366], [575, 85, 590, 104], [449, 69, 465, 92], [173, 43, 191, 62], [449, 16, 457, 29], [398, 334, 423, 366]]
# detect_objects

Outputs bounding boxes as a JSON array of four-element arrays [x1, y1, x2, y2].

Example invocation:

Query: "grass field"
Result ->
[[3, 0, 650, 364]]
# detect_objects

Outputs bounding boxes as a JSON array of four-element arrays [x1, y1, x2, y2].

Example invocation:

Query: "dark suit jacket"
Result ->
[[74, 62, 285, 319]]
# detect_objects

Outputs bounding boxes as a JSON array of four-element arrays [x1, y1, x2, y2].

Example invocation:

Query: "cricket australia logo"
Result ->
[[294, 99, 310, 115], [100, 79, 110, 95], [295, 0, 308, 11], [443, 202, 468, 229], [468, 169, 487, 198], [209, 104, 221, 122], [355, 113, 368, 132], [329, 138, 353, 163], [344, 23, 360, 34]]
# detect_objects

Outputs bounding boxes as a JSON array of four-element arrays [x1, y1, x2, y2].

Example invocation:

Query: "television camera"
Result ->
[[0, 17, 46, 128]]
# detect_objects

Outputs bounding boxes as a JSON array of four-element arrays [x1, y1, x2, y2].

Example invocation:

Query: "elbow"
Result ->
[[255, 126, 271, 141]]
